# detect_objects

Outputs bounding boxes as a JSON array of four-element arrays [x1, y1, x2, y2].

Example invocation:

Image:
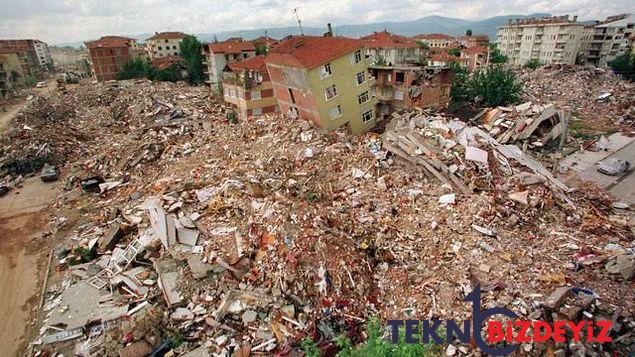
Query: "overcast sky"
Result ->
[[0, 0, 631, 44]]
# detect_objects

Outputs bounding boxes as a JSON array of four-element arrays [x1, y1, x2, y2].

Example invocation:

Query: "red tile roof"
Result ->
[[146, 32, 188, 41], [429, 53, 462, 63], [360, 31, 418, 49], [208, 40, 255, 54], [151, 55, 183, 70], [85, 36, 136, 49], [228, 55, 266, 72], [413, 33, 453, 40], [459, 35, 489, 42], [266, 36, 362, 69], [461, 45, 489, 55]]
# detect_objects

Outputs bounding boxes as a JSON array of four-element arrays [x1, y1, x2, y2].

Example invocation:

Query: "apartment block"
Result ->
[[368, 65, 452, 119], [361, 31, 422, 65], [145, 32, 188, 59], [496, 15, 585, 66], [202, 40, 256, 91], [583, 14, 634, 67], [0, 50, 26, 96], [460, 46, 490, 70], [0, 39, 51, 77], [50, 46, 89, 71], [85, 36, 142, 81], [457, 35, 490, 48], [222, 55, 278, 120], [265, 36, 377, 134]]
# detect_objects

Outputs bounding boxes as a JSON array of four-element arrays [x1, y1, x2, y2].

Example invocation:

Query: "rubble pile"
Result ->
[[520, 65, 635, 131], [8, 80, 632, 356]]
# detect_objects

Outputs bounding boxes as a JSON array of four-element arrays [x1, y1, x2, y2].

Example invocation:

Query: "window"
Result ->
[[351, 50, 362, 64], [251, 91, 261, 100], [319, 63, 332, 78], [329, 105, 342, 119], [173, 46, 177, 50], [325, 85, 338, 100], [355, 71, 365, 85], [395, 72, 405, 83], [158, 46, 162, 50], [165, 39, 169, 43], [362, 109, 374, 123], [251, 107, 263, 116], [394, 90, 404, 100], [357, 91, 369, 104]]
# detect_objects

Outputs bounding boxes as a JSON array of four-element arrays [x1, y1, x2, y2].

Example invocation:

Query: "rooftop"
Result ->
[[461, 45, 489, 55], [266, 35, 362, 69], [228, 55, 266, 72], [146, 32, 188, 41], [85, 36, 137, 49], [360, 31, 418, 49], [413, 33, 453, 40], [207, 40, 255, 54], [151, 55, 183, 70]]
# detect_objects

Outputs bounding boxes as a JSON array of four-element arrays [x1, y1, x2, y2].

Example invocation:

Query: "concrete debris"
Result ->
[[16, 77, 633, 356]]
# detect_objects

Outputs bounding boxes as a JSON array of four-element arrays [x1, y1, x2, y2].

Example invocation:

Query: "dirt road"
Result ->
[[0, 173, 60, 356]]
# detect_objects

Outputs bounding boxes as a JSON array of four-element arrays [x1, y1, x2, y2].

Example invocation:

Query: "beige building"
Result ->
[[0, 50, 26, 96], [497, 15, 585, 66], [145, 32, 188, 59], [583, 14, 634, 68]]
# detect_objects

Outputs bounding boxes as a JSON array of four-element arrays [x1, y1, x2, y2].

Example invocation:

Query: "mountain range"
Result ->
[[55, 13, 551, 48]]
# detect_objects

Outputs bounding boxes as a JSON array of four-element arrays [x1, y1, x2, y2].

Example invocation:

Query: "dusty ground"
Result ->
[[0, 81, 61, 356]]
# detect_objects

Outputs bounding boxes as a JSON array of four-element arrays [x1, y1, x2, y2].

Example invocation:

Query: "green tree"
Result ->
[[609, 51, 635, 80], [524, 58, 542, 69], [24, 75, 37, 87], [418, 42, 430, 50], [450, 64, 522, 107], [255, 43, 268, 55], [469, 65, 522, 106], [180, 35, 205, 85], [489, 45, 508, 64], [466, 29, 473, 36], [10, 70, 20, 83], [117, 57, 155, 80], [448, 47, 461, 57]]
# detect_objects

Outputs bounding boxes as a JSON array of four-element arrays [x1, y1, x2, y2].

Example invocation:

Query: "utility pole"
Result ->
[[292, 8, 304, 36]]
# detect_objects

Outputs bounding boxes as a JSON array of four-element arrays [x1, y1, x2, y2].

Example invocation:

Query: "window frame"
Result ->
[[361, 109, 374, 123], [324, 85, 338, 101], [329, 105, 342, 120], [357, 91, 369, 104], [355, 71, 365, 86], [251, 90, 262, 100], [319, 63, 333, 79]]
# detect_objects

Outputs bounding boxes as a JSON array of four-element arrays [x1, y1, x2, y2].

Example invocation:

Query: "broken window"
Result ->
[[325, 85, 338, 100], [329, 105, 342, 119], [320, 63, 333, 79], [355, 71, 365, 85], [361, 109, 374, 123], [357, 91, 369, 104], [351, 50, 362, 64], [396, 72, 405, 84]]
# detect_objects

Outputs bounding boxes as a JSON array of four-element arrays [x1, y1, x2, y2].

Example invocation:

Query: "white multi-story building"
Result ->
[[583, 14, 634, 67], [202, 40, 256, 91], [145, 32, 188, 59], [33, 40, 52, 68], [496, 15, 585, 66]]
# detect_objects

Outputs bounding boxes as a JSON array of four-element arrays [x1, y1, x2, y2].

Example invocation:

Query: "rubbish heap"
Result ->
[[4, 79, 631, 356]]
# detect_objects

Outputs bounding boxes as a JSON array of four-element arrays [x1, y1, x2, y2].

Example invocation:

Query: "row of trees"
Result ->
[[609, 51, 635, 81], [117, 35, 205, 84]]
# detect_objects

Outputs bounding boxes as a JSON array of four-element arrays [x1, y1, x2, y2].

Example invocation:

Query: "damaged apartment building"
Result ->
[[581, 13, 634, 68], [202, 39, 256, 91], [85, 36, 146, 81], [265, 35, 378, 134], [222, 55, 279, 120], [369, 65, 452, 120]]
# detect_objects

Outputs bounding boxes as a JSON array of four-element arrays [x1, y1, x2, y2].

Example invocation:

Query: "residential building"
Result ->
[[368, 65, 452, 119], [0, 39, 51, 77], [413, 34, 456, 48], [202, 40, 256, 91], [251, 36, 279, 53], [222, 55, 278, 120], [460, 46, 490, 70], [50, 46, 89, 72], [582, 14, 634, 67], [265, 35, 377, 134], [84, 36, 141, 81], [360, 31, 422, 65], [427, 52, 465, 67], [496, 15, 585, 66], [151, 55, 188, 79], [0, 50, 26, 96], [145, 32, 188, 59], [457, 35, 490, 48]]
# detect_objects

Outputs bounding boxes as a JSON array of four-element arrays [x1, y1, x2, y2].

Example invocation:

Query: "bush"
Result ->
[[180, 35, 206, 85], [450, 64, 522, 107], [448, 48, 461, 57], [489, 48, 508, 64], [524, 58, 542, 69], [609, 51, 635, 80], [117, 57, 182, 82]]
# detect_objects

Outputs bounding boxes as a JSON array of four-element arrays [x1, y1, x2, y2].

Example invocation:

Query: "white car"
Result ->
[[36, 81, 47, 88]]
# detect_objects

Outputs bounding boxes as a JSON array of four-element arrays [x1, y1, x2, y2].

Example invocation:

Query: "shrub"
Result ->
[[450, 64, 522, 107], [609, 51, 635, 80], [524, 58, 542, 69]]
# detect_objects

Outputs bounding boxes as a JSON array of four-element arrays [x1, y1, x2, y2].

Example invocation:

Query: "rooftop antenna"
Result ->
[[292, 8, 304, 35]]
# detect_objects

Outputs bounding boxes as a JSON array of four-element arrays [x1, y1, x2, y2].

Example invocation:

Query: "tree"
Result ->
[[117, 57, 155, 80], [448, 47, 461, 57], [524, 58, 542, 69], [450, 64, 522, 107], [489, 45, 508, 64], [466, 29, 473, 36], [609, 51, 635, 80], [180, 35, 205, 85], [255, 43, 268, 55]]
